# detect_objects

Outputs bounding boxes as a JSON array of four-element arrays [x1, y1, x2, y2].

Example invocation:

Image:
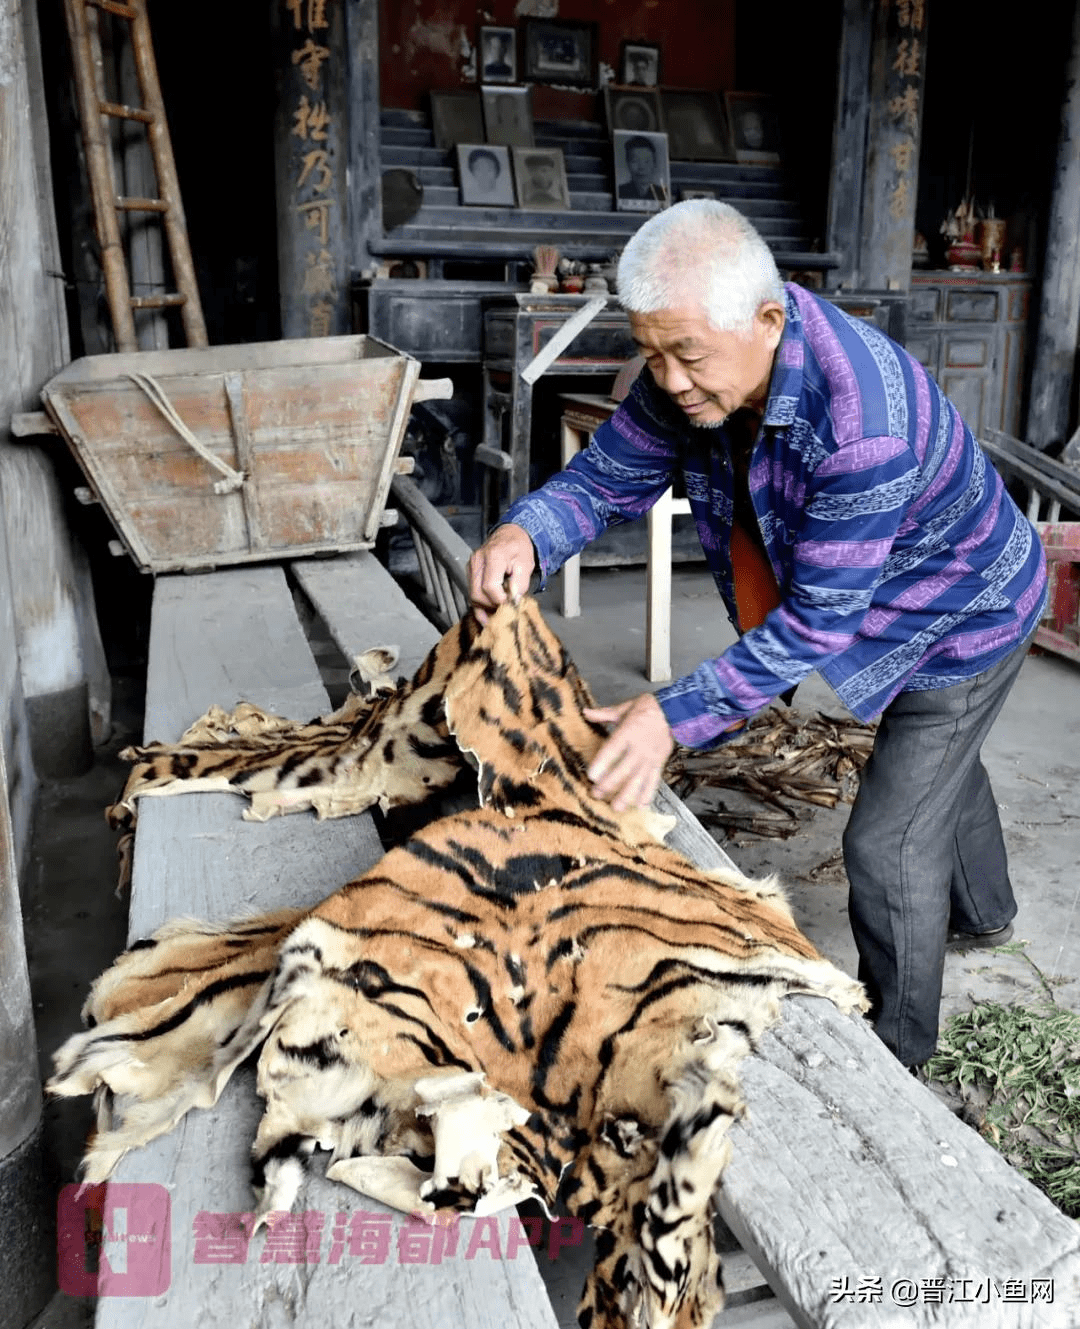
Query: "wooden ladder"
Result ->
[[62, 0, 207, 351]]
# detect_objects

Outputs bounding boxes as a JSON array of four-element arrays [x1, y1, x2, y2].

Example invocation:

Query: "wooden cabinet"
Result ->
[[365, 279, 518, 362], [906, 272, 1031, 437]]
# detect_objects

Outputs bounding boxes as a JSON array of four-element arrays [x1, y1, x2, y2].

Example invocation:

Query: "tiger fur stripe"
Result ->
[[50, 597, 868, 1329], [105, 622, 476, 832]]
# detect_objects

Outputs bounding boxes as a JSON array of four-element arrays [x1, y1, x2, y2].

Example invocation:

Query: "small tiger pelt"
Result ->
[[50, 596, 867, 1329]]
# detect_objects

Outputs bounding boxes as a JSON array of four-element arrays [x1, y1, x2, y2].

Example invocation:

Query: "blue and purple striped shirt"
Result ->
[[506, 284, 1047, 747]]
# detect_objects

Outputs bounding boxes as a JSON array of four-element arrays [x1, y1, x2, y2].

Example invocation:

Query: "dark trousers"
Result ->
[[842, 632, 1033, 1067]]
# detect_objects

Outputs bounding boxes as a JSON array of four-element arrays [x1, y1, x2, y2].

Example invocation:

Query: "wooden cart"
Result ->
[[40, 336, 448, 574]]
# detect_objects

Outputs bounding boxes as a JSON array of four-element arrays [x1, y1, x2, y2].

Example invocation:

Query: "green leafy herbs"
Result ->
[[924, 990, 1080, 1218]]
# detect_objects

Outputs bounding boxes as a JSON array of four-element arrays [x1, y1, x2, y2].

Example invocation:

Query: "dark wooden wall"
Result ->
[[379, 0, 737, 117]]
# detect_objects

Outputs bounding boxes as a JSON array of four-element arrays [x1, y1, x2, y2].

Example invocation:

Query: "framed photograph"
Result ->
[[431, 90, 484, 149], [456, 144, 516, 207], [482, 86, 534, 148], [725, 92, 781, 164], [680, 187, 717, 201], [661, 90, 733, 162], [619, 40, 661, 88], [512, 147, 570, 211], [612, 130, 670, 213], [478, 25, 516, 84], [523, 19, 596, 89], [604, 86, 663, 136]]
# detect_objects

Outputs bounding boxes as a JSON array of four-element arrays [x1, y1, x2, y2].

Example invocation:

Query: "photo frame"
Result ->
[[661, 90, 733, 162], [618, 40, 661, 88], [523, 19, 597, 89], [604, 86, 663, 137], [612, 129, 670, 213], [456, 144, 516, 207], [512, 147, 570, 211], [482, 85, 534, 149], [478, 25, 517, 85], [724, 91, 781, 165], [431, 90, 484, 150]]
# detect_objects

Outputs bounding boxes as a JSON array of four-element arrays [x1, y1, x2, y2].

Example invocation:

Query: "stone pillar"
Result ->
[[1027, 0, 1080, 451]]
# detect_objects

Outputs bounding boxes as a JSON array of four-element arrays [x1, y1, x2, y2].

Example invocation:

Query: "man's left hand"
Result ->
[[583, 693, 673, 812]]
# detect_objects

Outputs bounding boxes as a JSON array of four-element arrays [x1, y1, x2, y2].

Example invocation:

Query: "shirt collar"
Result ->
[[760, 285, 804, 428]]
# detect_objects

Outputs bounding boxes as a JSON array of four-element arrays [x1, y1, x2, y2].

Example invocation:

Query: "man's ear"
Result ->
[[756, 301, 786, 350]]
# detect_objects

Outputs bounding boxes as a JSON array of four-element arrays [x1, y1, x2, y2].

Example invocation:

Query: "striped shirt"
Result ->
[[505, 283, 1048, 748]]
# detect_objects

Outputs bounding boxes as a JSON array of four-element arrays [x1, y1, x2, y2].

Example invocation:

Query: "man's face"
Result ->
[[531, 161, 555, 192], [472, 157, 498, 191], [629, 302, 785, 427], [741, 111, 765, 150], [627, 146, 655, 187]]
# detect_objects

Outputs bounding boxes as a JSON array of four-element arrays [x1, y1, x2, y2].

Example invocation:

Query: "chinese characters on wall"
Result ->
[[886, 0, 926, 225], [277, 0, 348, 337]]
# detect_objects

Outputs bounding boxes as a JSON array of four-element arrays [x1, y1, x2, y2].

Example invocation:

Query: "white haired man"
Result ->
[[467, 200, 1048, 1069]]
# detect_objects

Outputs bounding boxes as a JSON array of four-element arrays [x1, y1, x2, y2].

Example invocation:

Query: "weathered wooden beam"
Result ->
[[660, 777, 1080, 1328], [858, 0, 927, 292], [824, 0, 873, 290], [0, 3, 79, 1319], [99, 563, 560, 1328], [345, 0, 382, 282], [981, 428, 1080, 515], [272, 0, 350, 337], [9, 410, 60, 437], [389, 473, 471, 597], [1027, 1, 1080, 451]]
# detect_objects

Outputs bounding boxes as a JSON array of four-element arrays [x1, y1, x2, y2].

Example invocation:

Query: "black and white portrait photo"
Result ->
[[619, 41, 661, 88], [512, 147, 570, 210], [604, 87, 662, 136], [613, 130, 670, 212], [457, 144, 516, 207], [482, 86, 534, 149], [479, 26, 516, 84], [661, 90, 733, 162], [430, 90, 484, 149], [725, 92, 781, 164], [523, 19, 595, 89]]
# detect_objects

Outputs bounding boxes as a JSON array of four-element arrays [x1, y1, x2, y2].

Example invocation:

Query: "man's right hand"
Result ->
[[467, 523, 537, 623]]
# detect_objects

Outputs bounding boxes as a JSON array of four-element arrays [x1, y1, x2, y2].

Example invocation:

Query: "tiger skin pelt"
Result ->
[[51, 597, 868, 1329]]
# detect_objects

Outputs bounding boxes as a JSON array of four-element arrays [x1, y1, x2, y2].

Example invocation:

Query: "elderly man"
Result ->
[[467, 200, 1047, 1069]]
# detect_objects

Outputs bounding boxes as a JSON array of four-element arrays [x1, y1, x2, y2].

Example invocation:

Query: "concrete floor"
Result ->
[[20, 560, 1080, 1328], [549, 563, 1080, 1029], [531, 562, 1080, 1326]]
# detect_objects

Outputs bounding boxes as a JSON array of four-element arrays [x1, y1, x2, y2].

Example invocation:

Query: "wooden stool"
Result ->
[[558, 393, 691, 683]]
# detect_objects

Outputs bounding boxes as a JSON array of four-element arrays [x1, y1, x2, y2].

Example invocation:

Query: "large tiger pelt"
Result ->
[[51, 597, 868, 1329], [105, 631, 469, 832]]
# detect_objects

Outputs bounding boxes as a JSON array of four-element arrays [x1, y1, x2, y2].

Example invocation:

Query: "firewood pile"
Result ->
[[664, 707, 877, 839]]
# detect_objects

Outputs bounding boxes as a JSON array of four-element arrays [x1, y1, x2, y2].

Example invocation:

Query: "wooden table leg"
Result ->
[[646, 487, 674, 681], [509, 373, 533, 505], [559, 418, 585, 618], [646, 494, 692, 682]]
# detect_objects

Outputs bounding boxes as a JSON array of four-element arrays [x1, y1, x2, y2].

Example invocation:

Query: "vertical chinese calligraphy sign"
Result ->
[[273, 0, 350, 338], [861, 0, 927, 291]]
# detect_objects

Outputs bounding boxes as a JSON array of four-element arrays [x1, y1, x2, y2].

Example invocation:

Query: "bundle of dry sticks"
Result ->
[[664, 708, 877, 839]]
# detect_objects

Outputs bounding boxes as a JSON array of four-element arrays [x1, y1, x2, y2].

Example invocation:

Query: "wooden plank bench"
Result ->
[[92, 525, 1080, 1328], [381, 496, 1080, 1327], [94, 557, 559, 1329], [295, 541, 1080, 1328]]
